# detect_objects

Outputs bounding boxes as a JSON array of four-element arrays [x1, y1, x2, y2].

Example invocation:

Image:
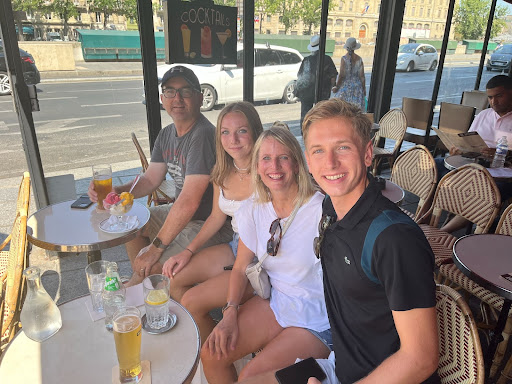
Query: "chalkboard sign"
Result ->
[[167, 0, 237, 64]]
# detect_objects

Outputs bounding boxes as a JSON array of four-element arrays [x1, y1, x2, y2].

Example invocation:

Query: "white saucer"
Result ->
[[99, 217, 139, 234]]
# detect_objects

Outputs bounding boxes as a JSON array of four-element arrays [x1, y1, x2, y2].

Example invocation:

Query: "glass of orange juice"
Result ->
[[92, 164, 112, 209]]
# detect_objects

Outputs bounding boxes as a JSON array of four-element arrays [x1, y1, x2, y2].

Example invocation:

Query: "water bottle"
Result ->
[[492, 136, 508, 168], [20, 266, 62, 342], [102, 262, 126, 331]]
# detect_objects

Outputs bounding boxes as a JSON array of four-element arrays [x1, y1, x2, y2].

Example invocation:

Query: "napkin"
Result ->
[[85, 283, 145, 322], [105, 215, 138, 230]]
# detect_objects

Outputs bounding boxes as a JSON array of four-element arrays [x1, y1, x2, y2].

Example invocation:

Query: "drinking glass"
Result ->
[[143, 274, 170, 329], [92, 164, 112, 210], [85, 260, 109, 312], [113, 306, 143, 383]]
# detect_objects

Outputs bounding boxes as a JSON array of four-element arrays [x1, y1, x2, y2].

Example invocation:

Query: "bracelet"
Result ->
[[185, 248, 194, 256], [222, 302, 240, 314]]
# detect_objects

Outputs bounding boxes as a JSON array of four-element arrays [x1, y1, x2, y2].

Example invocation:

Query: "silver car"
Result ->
[[149, 43, 303, 111], [396, 43, 438, 72]]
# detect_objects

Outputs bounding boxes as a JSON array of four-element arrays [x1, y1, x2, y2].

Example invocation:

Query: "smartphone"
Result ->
[[71, 195, 93, 209], [275, 357, 326, 384], [224, 265, 233, 270]]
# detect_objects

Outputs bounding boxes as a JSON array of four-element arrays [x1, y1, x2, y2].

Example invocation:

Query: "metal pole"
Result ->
[[138, 0, 162, 152], [315, 0, 330, 103], [0, 0, 48, 208], [426, 0, 455, 145], [243, 0, 254, 103], [475, 0, 497, 90]]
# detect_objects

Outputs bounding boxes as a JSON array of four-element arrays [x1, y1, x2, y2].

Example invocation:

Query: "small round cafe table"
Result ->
[[27, 200, 150, 264], [444, 154, 476, 171], [452, 234, 512, 380], [0, 295, 200, 384], [382, 180, 405, 205]]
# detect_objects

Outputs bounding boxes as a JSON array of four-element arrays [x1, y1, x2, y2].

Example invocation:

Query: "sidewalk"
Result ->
[[39, 53, 487, 81]]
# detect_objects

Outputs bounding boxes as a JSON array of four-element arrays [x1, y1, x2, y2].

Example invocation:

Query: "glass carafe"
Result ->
[[20, 266, 62, 342]]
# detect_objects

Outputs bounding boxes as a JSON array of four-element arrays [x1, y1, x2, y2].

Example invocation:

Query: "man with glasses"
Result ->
[[89, 65, 232, 287], [239, 99, 439, 384]]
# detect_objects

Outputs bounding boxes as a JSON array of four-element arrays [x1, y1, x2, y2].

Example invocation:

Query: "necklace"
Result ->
[[233, 160, 250, 172]]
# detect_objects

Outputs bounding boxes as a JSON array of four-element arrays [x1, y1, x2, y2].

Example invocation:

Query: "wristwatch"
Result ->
[[151, 237, 168, 250]]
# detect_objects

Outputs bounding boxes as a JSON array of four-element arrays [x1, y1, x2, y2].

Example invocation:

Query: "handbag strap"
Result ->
[[255, 200, 303, 268]]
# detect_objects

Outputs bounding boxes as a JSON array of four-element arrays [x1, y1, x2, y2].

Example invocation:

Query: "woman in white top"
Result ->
[[162, 102, 263, 343], [201, 127, 331, 382]]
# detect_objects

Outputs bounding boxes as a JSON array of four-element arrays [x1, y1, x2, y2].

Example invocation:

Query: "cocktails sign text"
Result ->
[[168, 0, 237, 64]]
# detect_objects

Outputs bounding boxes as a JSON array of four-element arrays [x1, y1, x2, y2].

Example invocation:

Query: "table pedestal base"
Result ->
[[87, 250, 102, 264], [488, 299, 511, 382]]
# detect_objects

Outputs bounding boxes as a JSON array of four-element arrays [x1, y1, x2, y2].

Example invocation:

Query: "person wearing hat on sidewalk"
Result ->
[[332, 37, 366, 110], [88, 65, 232, 286], [295, 35, 338, 129]]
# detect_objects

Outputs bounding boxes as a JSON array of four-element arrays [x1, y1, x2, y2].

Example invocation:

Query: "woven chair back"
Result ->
[[496, 203, 512, 236], [374, 108, 407, 159], [391, 145, 437, 220], [461, 91, 489, 114], [131, 132, 149, 171], [436, 284, 484, 384], [402, 97, 433, 131], [438, 102, 475, 134], [429, 164, 501, 233], [1, 172, 30, 351]]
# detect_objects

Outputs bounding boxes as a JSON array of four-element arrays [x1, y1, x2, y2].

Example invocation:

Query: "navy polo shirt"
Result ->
[[320, 177, 438, 384]]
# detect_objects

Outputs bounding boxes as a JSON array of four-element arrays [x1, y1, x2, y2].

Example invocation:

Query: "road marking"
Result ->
[[4, 114, 123, 126], [37, 124, 94, 134], [0, 121, 8, 131], [81, 101, 142, 107], [39, 97, 79, 101], [0, 110, 14, 113], [45, 87, 142, 94], [400, 76, 476, 84]]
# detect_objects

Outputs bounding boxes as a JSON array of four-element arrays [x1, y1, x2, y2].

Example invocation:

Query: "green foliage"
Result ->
[[48, 0, 79, 37], [275, 0, 300, 33], [299, 0, 336, 35], [454, 0, 508, 40], [213, 0, 236, 6]]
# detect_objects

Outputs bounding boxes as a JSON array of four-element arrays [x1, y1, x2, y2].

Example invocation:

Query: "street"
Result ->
[[0, 65, 498, 180]]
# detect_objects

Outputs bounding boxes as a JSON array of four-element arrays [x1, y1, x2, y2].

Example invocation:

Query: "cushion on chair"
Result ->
[[420, 224, 457, 266]]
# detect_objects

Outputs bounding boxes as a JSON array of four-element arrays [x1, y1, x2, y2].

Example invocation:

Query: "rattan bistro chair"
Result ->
[[390, 145, 437, 222], [0, 172, 30, 353], [371, 108, 407, 175], [436, 284, 485, 384], [461, 90, 489, 115], [419, 164, 501, 267], [131, 133, 175, 207]]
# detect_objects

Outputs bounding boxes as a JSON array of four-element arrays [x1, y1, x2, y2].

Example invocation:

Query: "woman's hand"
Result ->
[[332, 85, 340, 93], [205, 308, 239, 360], [162, 250, 193, 278]]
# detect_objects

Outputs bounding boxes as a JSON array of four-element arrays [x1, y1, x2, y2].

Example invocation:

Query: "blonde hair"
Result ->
[[211, 102, 264, 188], [302, 98, 371, 148], [251, 127, 315, 205]]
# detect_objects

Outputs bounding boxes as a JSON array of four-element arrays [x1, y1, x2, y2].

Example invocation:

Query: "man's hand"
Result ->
[[448, 146, 462, 156], [162, 250, 193, 278], [87, 180, 98, 203], [205, 308, 239, 360], [133, 245, 163, 278]]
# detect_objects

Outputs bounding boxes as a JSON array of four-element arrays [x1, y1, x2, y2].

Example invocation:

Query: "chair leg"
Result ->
[[493, 317, 512, 381], [372, 158, 381, 176]]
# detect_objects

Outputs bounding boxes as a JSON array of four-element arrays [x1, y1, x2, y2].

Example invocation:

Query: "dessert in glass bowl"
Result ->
[[103, 192, 135, 231]]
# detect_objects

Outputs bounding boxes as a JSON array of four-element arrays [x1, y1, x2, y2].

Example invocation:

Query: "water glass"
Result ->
[[85, 260, 109, 312], [113, 306, 143, 383], [143, 274, 170, 329]]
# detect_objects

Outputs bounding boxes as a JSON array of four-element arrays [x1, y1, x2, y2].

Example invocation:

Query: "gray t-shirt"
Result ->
[[151, 114, 215, 220]]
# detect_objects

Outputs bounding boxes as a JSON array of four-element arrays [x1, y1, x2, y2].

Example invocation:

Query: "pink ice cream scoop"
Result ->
[[103, 191, 121, 208]]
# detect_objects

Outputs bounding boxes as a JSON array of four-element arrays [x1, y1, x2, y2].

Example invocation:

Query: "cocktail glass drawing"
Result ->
[[216, 31, 230, 59]]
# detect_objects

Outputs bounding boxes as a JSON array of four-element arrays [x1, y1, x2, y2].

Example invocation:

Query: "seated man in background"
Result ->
[[240, 99, 440, 384], [88, 66, 232, 286], [436, 74, 512, 232]]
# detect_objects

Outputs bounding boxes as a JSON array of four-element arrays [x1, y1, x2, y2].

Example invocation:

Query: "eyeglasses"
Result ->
[[267, 218, 282, 256], [162, 87, 196, 99], [314, 214, 335, 259]]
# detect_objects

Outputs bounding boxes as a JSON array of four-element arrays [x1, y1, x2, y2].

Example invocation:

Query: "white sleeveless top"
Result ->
[[218, 187, 244, 233]]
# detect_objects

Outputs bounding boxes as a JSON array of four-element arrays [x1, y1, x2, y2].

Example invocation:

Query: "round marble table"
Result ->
[[27, 200, 150, 263], [382, 180, 405, 204], [0, 292, 200, 384], [443, 154, 477, 171]]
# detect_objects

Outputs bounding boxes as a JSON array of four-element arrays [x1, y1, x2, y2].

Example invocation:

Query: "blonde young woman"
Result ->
[[162, 101, 263, 343], [201, 127, 331, 383]]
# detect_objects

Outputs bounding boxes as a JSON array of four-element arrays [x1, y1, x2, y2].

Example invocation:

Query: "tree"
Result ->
[[88, 0, 121, 29], [49, 0, 79, 39], [12, 0, 42, 41], [454, 0, 508, 40], [255, 0, 279, 34], [275, 0, 300, 33], [299, 0, 336, 35]]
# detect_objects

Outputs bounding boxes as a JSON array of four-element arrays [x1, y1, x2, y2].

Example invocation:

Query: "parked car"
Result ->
[[147, 43, 303, 111], [0, 42, 41, 96], [396, 43, 438, 72], [487, 44, 512, 71]]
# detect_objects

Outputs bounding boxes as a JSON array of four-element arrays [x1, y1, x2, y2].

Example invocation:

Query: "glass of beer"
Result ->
[[143, 274, 170, 330], [113, 306, 143, 383], [92, 164, 112, 209]]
